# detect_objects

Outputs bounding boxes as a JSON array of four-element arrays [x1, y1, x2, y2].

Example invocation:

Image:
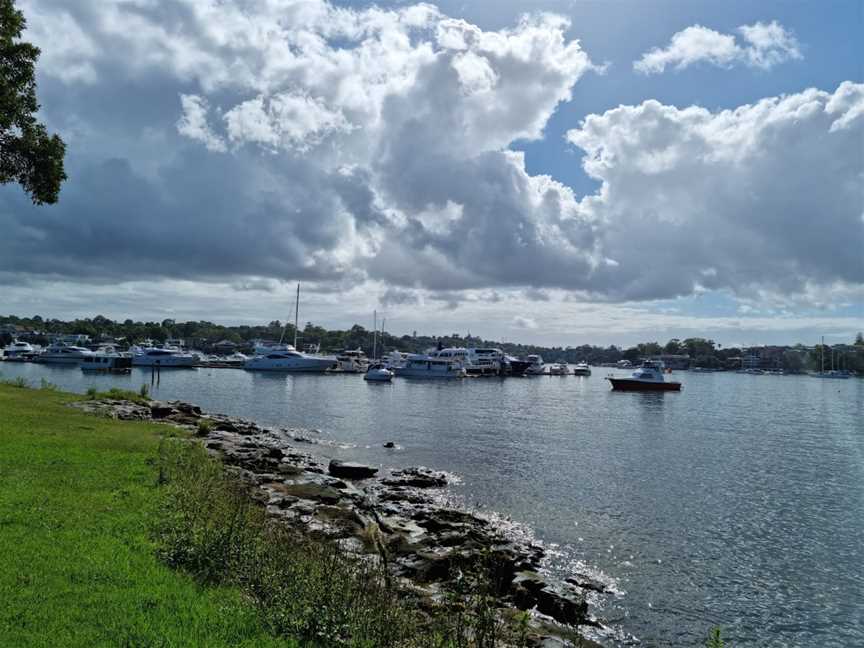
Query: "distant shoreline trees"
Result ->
[[2, 314, 863, 374]]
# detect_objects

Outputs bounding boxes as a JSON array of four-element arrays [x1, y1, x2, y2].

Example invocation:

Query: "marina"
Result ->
[[0, 360, 860, 647]]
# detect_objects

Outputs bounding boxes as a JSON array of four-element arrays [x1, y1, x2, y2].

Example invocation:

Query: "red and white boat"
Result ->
[[606, 360, 681, 391]]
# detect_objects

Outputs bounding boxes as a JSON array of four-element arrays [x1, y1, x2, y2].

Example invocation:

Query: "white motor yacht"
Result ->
[[335, 348, 369, 373], [393, 354, 467, 379], [38, 342, 93, 364], [524, 354, 545, 375], [132, 347, 196, 367], [549, 363, 570, 376], [224, 352, 249, 366], [244, 345, 336, 372], [2, 339, 37, 361], [573, 362, 591, 376]]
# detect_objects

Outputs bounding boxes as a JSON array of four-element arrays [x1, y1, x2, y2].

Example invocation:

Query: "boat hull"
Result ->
[[393, 368, 465, 379], [38, 356, 89, 364], [607, 378, 681, 391], [132, 357, 196, 367], [244, 358, 335, 372], [506, 360, 531, 376], [364, 371, 393, 382]]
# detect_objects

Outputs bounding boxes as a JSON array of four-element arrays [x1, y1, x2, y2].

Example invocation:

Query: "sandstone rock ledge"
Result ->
[[72, 398, 606, 647]]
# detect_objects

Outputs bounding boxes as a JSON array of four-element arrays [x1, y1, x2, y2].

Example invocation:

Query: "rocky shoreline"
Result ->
[[73, 397, 607, 647]]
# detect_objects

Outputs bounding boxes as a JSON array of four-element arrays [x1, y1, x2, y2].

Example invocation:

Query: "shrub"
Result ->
[[84, 387, 151, 406], [39, 378, 58, 391], [195, 419, 214, 436], [153, 440, 528, 648]]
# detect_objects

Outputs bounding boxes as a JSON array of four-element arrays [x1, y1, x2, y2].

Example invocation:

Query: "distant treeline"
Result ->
[[2, 314, 863, 372]]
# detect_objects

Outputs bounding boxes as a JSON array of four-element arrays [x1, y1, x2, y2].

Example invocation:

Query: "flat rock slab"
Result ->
[[328, 460, 378, 479]]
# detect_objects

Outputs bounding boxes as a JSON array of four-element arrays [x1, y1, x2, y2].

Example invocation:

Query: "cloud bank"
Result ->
[[1, 1, 860, 322], [634, 21, 802, 74]]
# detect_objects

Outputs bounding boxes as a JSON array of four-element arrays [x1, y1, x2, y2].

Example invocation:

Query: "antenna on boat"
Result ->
[[294, 282, 300, 349]]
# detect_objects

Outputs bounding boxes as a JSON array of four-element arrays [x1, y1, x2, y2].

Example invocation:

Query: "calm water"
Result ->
[[2, 362, 862, 647]]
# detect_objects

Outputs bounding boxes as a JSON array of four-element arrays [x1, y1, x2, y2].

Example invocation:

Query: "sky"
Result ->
[[0, 0, 862, 347]]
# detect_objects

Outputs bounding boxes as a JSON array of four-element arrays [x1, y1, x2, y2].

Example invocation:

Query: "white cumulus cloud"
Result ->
[[566, 82, 864, 300], [634, 20, 802, 74], [177, 94, 226, 153]]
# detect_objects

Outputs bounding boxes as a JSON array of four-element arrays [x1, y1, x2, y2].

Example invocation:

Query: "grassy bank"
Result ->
[[0, 382, 293, 647], [0, 383, 537, 647]]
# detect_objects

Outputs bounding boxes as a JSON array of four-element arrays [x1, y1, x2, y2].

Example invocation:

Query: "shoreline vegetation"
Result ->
[[0, 380, 600, 647], [3, 314, 864, 373], [0, 378, 726, 647]]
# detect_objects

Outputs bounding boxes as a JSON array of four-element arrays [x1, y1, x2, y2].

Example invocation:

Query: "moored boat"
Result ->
[[523, 354, 545, 376], [548, 363, 570, 376], [38, 342, 93, 364], [131, 346, 196, 367], [573, 362, 591, 376], [393, 354, 467, 379], [2, 339, 38, 361], [364, 363, 394, 382], [81, 353, 133, 373], [244, 345, 336, 372], [504, 355, 532, 376], [607, 360, 681, 391], [335, 348, 369, 373]]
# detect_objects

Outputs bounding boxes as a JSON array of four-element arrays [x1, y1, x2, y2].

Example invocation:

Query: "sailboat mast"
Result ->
[[820, 336, 824, 374], [294, 283, 300, 349], [372, 310, 378, 361]]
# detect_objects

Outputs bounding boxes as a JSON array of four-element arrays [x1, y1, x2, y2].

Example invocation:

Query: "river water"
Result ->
[[2, 361, 861, 647]]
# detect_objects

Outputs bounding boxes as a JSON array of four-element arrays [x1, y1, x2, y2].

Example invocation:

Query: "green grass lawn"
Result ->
[[0, 383, 295, 648]]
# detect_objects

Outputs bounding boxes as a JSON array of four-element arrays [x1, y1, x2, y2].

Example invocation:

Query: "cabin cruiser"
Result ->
[[38, 342, 93, 364], [364, 363, 394, 382], [335, 348, 369, 373], [131, 346, 196, 367], [244, 345, 336, 372], [2, 340, 37, 361], [549, 363, 570, 376], [81, 352, 133, 373], [607, 360, 681, 391], [393, 354, 467, 379], [524, 355, 545, 375], [573, 362, 591, 376]]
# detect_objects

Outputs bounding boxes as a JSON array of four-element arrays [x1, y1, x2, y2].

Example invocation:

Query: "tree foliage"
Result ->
[[0, 0, 66, 204]]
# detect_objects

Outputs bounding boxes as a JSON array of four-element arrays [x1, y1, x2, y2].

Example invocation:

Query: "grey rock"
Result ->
[[328, 460, 378, 479]]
